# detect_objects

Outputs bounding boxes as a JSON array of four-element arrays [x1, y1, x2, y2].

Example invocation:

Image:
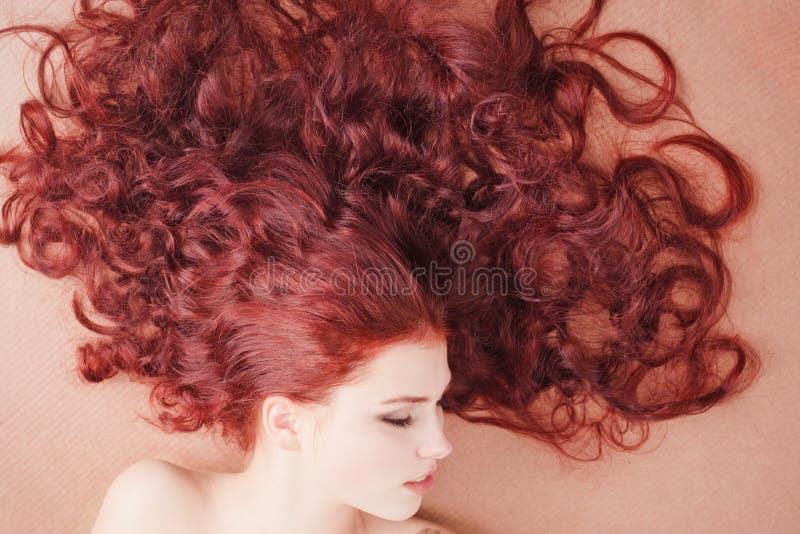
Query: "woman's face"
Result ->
[[302, 334, 454, 521]]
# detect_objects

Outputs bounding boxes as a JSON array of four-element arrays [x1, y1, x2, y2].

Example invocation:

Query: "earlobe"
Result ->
[[261, 396, 302, 451], [275, 427, 301, 450]]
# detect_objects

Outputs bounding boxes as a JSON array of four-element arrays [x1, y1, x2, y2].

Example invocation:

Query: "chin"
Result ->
[[376, 508, 419, 522], [359, 496, 421, 522], [388, 501, 422, 521]]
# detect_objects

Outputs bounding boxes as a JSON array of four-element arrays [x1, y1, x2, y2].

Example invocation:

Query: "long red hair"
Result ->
[[0, 0, 760, 460]]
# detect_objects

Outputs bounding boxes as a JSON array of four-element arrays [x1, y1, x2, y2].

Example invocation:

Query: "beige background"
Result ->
[[1, 1, 798, 533]]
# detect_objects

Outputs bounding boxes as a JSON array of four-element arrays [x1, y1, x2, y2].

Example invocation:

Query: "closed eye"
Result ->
[[383, 399, 445, 428], [384, 416, 413, 428]]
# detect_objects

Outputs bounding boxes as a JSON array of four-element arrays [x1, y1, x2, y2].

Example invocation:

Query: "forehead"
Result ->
[[339, 336, 451, 398], [370, 337, 449, 379]]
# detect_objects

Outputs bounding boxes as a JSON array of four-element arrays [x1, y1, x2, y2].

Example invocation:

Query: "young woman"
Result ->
[[90, 334, 456, 534], [0, 0, 762, 532]]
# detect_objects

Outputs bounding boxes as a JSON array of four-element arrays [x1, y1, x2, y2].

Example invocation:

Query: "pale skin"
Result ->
[[90, 334, 456, 534]]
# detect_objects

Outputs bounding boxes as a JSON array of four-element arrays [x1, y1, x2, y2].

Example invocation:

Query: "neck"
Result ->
[[199, 444, 368, 534]]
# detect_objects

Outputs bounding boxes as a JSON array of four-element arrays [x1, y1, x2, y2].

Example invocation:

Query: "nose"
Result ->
[[418, 418, 454, 460], [430, 433, 453, 459]]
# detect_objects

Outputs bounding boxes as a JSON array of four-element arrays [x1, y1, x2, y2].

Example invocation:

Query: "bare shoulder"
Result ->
[[90, 458, 203, 534]]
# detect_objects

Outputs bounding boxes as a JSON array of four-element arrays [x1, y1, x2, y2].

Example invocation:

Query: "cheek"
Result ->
[[315, 419, 413, 489], [311, 420, 426, 520]]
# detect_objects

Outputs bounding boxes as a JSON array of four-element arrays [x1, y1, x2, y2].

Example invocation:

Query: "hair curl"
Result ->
[[0, 0, 761, 461]]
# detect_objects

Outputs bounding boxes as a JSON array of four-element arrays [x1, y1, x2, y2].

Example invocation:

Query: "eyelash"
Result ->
[[384, 400, 445, 428]]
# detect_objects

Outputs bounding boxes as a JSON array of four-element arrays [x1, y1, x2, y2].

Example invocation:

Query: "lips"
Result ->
[[408, 464, 437, 482]]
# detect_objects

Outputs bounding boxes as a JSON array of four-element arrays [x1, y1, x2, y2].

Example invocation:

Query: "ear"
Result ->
[[259, 395, 303, 451]]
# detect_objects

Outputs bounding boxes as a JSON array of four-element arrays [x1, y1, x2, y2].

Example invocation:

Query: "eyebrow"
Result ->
[[380, 376, 452, 404], [380, 395, 431, 404]]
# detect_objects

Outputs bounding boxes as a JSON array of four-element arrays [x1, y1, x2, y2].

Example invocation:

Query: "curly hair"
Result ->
[[0, 0, 761, 461]]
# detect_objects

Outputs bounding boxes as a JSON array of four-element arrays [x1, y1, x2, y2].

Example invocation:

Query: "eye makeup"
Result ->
[[381, 399, 445, 428]]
